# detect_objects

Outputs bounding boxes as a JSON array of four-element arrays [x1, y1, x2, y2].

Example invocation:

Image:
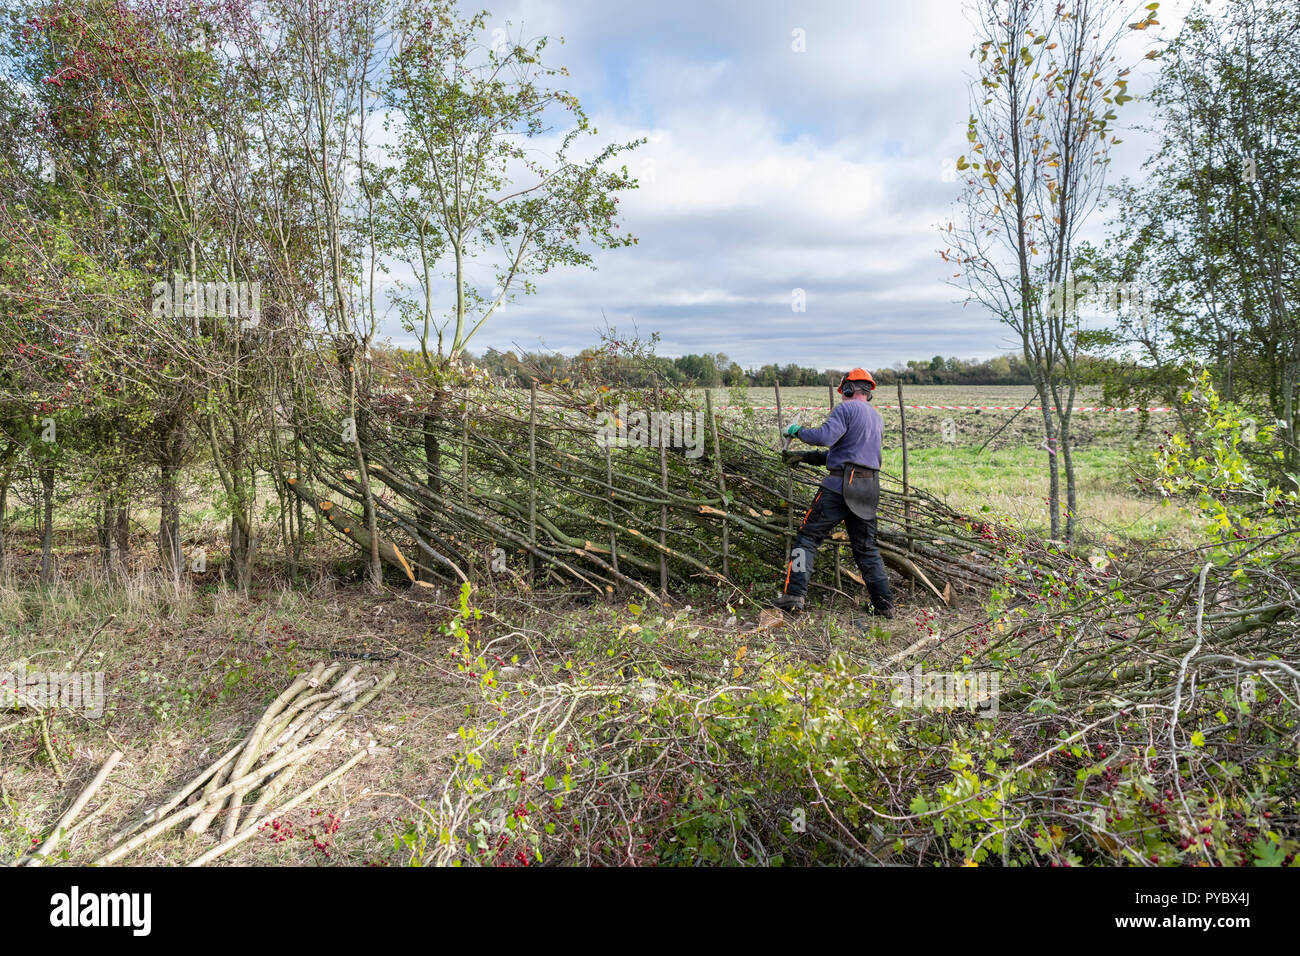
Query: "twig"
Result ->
[[71, 614, 115, 670]]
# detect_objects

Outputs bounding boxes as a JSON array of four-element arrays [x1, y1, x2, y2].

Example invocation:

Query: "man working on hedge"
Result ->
[[775, 368, 894, 618]]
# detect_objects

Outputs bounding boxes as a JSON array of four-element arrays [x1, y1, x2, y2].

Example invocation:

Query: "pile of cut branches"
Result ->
[[87, 664, 393, 866], [402, 522, 1298, 867]]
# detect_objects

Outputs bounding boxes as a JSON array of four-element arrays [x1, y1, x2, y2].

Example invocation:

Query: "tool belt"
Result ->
[[836, 463, 880, 521]]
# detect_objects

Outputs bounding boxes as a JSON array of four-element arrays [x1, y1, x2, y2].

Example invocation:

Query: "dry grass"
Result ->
[[1, 563, 479, 866]]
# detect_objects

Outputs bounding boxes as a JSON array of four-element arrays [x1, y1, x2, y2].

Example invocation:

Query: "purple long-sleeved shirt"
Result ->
[[797, 399, 882, 491]]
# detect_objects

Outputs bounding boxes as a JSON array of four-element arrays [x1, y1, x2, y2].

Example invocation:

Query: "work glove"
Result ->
[[784, 423, 802, 437], [782, 450, 817, 467]]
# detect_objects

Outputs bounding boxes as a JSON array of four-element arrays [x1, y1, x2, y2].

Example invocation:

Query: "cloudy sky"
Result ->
[[383, 0, 1192, 371]]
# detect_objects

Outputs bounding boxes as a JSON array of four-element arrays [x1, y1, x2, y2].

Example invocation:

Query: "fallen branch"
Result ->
[[186, 750, 369, 867], [25, 750, 122, 866]]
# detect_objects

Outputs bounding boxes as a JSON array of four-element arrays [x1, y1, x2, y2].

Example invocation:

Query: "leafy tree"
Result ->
[[1087, 0, 1300, 472], [383, 0, 641, 365]]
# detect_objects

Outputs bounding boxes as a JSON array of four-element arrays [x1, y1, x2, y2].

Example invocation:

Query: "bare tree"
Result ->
[[948, 0, 1160, 539]]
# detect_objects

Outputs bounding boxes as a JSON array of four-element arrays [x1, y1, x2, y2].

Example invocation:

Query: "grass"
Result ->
[[879, 445, 1200, 544]]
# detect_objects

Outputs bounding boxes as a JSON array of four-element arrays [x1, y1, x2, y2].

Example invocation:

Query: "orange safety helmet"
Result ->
[[837, 367, 877, 395]]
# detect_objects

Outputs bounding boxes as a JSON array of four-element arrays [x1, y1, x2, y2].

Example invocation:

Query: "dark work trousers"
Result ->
[[781, 487, 894, 613]]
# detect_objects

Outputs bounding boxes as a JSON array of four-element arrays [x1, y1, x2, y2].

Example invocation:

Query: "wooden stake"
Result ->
[[213, 664, 325, 839], [829, 381, 840, 591], [461, 390, 469, 507], [461, 390, 472, 580], [599, 392, 619, 580], [95, 672, 395, 866], [656, 388, 668, 596], [774, 381, 792, 567], [25, 750, 122, 866], [897, 378, 912, 555], [704, 390, 729, 577], [528, 383, 537, 581], [186, 750, 369, 867]]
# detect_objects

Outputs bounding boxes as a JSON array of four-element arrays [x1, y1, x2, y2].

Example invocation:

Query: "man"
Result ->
[[775, 368, 894, 618]]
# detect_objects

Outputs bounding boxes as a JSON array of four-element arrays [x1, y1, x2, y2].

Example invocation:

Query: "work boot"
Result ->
[[774, 593, 805, 612], [865, 604, 894, 620]]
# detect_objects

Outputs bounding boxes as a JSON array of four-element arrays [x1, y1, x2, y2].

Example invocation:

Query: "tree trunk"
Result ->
[[115, 498, 129, 568], [0, 468, 9, 577], [159, 455, 183, 581], [419, 410, 442, 582], [99, 479, 130, 575], [1284, 361, 1298, 474], [39, 465, 55, 586], [98, 497, 111, 573], [1056, 373, 1079, 542], [229, 516, 256, 593], [1031, 364, 1061, 539]]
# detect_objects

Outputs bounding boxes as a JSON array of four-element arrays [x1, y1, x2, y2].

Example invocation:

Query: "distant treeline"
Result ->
[[464, 348, 1044, 388]]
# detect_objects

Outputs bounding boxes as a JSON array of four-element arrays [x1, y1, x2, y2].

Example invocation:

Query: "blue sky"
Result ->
[[384, 0, 1189, 371]]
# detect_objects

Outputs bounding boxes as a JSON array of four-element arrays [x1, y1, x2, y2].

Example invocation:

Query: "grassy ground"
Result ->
[[879, 446, 1199, 544], [1, 572, 475, 866]]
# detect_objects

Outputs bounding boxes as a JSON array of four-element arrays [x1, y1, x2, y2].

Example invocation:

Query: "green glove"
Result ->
[[784, 423, 801, 437], [782, 450, 816, 467]]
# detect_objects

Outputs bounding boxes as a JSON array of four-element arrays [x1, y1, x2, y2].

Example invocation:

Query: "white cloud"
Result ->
[[375, 0, 1196, 369]]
